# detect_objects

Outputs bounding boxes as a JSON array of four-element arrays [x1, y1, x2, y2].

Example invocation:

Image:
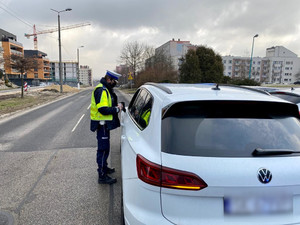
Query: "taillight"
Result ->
[[136, 154, 207, 191]]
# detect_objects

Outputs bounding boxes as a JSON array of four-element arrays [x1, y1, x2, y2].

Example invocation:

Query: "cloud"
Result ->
[[1, 0, 300, 80]]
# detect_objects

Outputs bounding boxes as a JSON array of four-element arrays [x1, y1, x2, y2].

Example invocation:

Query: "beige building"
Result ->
[[79, 65, 92, 86], [155, 39, 197, 71]]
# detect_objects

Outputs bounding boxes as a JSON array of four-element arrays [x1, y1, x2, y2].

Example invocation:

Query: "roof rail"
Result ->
[[145, 82, 172, 94], [219, 84, 271, 96]]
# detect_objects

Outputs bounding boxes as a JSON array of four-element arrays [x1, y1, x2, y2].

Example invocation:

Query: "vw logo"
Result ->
[[258, 168, 272, 184]]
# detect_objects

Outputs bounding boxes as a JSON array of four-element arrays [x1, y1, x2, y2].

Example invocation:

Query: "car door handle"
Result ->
[[121, 135, 126, 140]]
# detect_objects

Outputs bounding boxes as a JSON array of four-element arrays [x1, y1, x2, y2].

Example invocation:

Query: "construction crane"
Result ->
[[25, 23, 91, 50]]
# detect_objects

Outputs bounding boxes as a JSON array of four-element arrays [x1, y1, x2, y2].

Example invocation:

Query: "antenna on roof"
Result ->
[[212, 84, 220, 90]]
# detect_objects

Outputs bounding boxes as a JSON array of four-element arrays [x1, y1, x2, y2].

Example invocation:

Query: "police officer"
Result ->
[[90, 70, 123, 184]]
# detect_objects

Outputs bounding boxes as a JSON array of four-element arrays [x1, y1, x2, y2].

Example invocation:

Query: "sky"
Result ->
[[1, 0, 300, 80]]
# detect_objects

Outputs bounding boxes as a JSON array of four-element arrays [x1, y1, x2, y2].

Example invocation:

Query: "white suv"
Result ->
[[121, 83, 300, 225]]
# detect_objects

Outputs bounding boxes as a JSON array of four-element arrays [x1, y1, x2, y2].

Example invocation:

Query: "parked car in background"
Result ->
[[256, 87, 300, 113], [269, 91, 300, 110], [121, 83, 300, 225]]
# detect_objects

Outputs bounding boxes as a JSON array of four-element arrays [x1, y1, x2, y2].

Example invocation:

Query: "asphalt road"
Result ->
[[0, 88, 131, 225]]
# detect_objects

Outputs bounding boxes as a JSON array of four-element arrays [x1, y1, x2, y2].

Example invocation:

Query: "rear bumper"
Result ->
[[123, 179, 173, 225], [161, 191, 300, 225]]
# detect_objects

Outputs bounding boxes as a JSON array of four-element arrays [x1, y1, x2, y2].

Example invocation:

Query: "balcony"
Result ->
[[10, 49, 23, 56]]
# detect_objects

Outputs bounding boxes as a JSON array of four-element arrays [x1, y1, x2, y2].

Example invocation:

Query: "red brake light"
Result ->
[[136, 154, 207, 190]]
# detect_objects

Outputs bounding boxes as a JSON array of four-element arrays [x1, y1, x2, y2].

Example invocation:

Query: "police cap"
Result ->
[[106, 70, 122, 80]]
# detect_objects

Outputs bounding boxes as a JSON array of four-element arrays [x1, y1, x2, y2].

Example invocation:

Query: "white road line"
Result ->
[[87, 104, 91, 110], [72, 114, 85, 132]]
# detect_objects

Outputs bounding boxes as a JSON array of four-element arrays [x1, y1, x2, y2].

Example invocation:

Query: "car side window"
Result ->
[[129, 88, 153, 129], [128, 89, 141, 109]]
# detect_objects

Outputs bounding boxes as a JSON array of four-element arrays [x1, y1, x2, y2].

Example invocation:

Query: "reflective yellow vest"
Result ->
[[90, 83, 113, 121], [141, 109, 151, 126]]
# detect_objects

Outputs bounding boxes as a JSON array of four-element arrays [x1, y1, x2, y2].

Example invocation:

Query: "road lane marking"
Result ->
[[72, 114, 85, 132], [87, 104, 91, 110]]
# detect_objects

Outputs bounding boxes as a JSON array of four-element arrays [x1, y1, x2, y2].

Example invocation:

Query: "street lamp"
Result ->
[[249, 34, 259, 79], [50, 8, 72, 93], [77, 46, 84, 89]]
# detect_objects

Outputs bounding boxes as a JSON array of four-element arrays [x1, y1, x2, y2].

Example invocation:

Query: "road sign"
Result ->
[[128, 73, 133, 80]]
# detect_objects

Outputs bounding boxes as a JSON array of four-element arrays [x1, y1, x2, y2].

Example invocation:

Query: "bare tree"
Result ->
[[136, 49, 177, 86], [0, 57, 5, 81], [120, 41, 151, 80], [5, 54, 38, 98]]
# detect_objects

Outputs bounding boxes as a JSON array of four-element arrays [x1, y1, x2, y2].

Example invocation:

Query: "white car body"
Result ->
[[121, 83, 300, 225]]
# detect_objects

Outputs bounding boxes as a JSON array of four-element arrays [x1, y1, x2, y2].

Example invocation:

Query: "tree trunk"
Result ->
[[21, 74, 24, 98]]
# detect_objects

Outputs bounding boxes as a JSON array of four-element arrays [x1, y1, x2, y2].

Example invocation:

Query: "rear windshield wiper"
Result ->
[[252, 148, 300, 156]]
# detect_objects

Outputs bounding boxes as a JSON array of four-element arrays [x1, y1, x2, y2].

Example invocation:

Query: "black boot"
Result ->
[[98, 174, 117, 184], [106, 167, 115, 174]]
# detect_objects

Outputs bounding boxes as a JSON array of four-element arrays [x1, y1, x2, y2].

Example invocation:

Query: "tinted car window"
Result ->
[[129, 89, 153, 129], [161, 101, 300, 157]]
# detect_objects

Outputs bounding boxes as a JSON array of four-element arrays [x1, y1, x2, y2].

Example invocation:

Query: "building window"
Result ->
[[223, 60, 226, 63], [229, 60, 232, 64], [34, 73, 38, 78], [228, 66, 232, 70]]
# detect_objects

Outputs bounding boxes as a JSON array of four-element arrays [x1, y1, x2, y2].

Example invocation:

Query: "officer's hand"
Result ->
[[117, 103, 123, 111]]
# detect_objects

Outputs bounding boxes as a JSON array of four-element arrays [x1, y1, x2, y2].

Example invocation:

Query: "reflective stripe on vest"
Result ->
[[90, 83, 113, 121]]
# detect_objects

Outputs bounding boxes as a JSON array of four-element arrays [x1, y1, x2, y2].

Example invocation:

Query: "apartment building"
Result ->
[[24, 50, 51, 82], [79, 65, 92, 86], [155, 39, 197, 71], [266, 46, 300, 84], [222, 56, 266, 82], [222, 46, 300, 84], [50, 61, 78, 84], [0, 29, 24, 79]]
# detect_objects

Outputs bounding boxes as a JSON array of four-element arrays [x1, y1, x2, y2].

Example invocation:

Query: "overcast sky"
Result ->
[[1, 0, 300, 80]]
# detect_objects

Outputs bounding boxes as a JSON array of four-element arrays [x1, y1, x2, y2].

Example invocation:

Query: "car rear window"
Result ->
[[161, 101, 300, 157]]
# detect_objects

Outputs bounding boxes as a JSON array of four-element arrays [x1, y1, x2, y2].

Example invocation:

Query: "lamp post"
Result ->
[[77, 46, 84, 89], [249, 34, 259, 79], [51, 8, 72, 93]]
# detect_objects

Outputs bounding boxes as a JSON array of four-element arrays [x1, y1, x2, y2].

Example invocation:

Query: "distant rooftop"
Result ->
[[0, 29, 17, 41], [24, 50, 47, 58]]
